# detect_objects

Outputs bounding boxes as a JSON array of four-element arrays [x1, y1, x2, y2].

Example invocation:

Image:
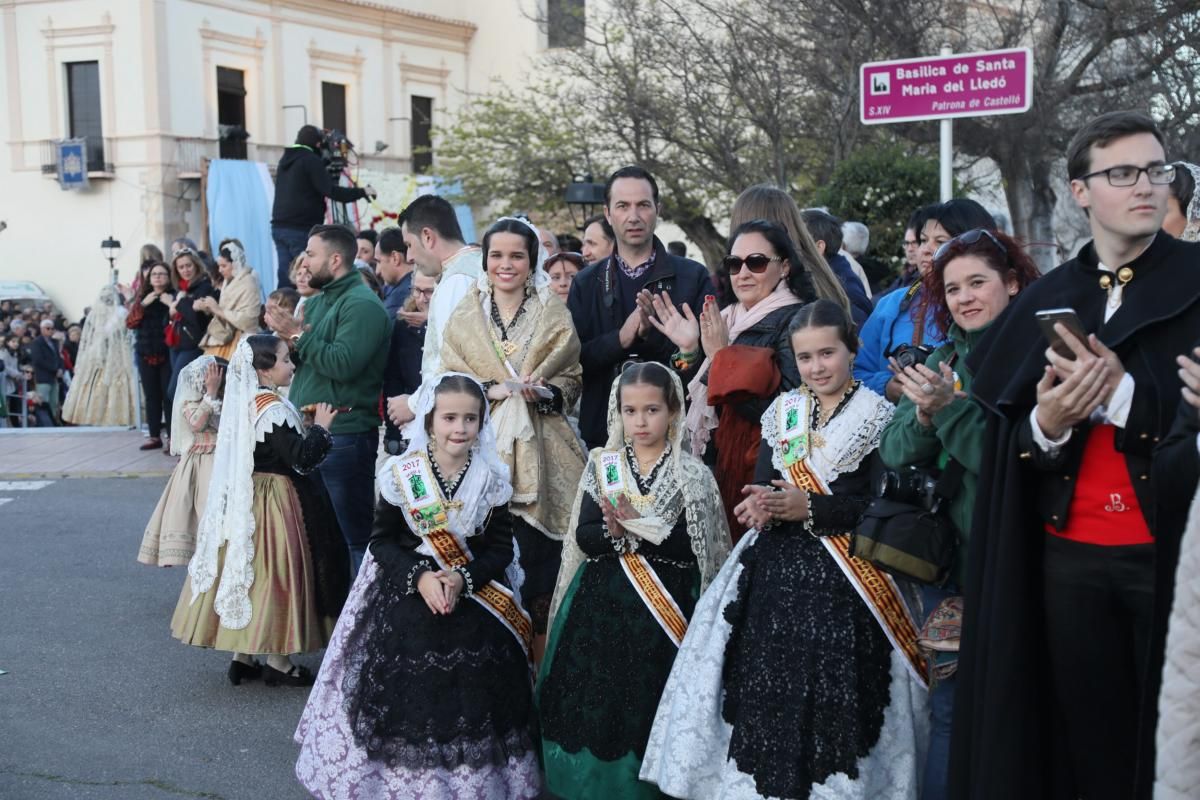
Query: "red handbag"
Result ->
[[707, 344, 781, 404]]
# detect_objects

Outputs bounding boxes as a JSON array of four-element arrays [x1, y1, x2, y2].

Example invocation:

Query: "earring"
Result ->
[[430, 433, 438, 452], [623, 435, 633, 446]]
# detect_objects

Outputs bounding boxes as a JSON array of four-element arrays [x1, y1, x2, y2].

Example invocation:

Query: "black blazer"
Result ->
[[29, 336, 62, 384]]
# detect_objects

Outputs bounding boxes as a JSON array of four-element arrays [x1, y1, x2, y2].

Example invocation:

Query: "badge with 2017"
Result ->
[[778, 392, 811, 467], [394, 453, 450, 535]]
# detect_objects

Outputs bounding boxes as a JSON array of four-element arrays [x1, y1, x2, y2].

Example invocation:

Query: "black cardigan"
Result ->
[[172, 276, 216, 352]]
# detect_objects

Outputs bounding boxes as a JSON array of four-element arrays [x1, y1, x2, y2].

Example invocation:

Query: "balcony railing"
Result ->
[[40, 137, 114, 176], [175, 137, 219, 178]]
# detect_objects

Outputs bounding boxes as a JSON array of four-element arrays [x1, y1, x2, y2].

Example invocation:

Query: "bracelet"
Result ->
[[452, 565, 475, 597], [602, 519, 631, 554], [802, 492, 816, 538], [671, 349, 700, 370], [405, 560, 434, 595]]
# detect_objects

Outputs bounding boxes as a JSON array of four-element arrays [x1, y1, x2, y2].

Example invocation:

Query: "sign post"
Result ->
[[861, 47, 1033, 200]]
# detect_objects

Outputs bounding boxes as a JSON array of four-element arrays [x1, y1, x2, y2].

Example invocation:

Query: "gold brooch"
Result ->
[[1099, 267, 1134, 290], [501, 340, 518, 357]]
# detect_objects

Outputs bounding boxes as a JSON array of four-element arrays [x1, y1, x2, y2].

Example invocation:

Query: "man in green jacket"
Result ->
[[267, 224, 392, 572]]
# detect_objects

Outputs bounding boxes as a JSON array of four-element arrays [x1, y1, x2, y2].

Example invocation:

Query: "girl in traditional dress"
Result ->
[[171, 334, 349, 686], [294, 372, 542, 800], [538, 362, 732, 800], [138, 355, 226, 566], [640, 299, 927, 800], [440, 216, 586, 657], [62, 284, 138, 427]]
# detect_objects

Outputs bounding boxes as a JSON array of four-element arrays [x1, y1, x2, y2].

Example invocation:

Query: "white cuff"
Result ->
[[1099, 373, 1135, 429], [1030, 406, 1071, 453], [1195, 432, 1200, 456]]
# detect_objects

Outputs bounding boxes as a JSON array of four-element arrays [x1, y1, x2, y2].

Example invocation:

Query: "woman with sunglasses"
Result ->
[[647, 219, 815, 540], [878, 227, 1040, 800], [854, 199, 996, 402], [546, 251, 585, 303]]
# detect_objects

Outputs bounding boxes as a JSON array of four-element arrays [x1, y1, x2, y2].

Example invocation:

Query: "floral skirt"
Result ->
[[295, 553, 542, 800], [170, 473, 336, 655], [138, 450, 213, 567]]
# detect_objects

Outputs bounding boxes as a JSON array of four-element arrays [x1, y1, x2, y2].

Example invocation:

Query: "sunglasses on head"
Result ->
[[933, 228, 1006, 263], [721, 253, 782, 274]]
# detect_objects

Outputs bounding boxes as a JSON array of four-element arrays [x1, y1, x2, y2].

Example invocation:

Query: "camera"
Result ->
[[886, 343, 935, 371], [877, 466, 940, 511], [318, 129, 354, 176]]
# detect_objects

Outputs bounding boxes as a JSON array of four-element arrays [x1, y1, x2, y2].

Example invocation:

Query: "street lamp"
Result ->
[[101, 236, 121, 286], [564, 174, 606, 231]]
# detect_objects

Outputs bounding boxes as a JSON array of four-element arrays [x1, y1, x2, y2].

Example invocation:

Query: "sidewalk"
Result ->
[[0, 427, 177, 478]]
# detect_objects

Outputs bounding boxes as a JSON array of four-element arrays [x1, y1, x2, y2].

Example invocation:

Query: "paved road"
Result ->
[[0, 478, 319, 799]]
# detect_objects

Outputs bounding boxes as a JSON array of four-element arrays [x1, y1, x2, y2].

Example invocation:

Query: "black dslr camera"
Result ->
[[318, 129, 354, 176], [876, 466, 941, 512], [886, 343, 935, 371]]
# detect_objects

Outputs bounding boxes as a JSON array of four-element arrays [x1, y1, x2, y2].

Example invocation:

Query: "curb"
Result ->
[[0, 471, 172, 480]]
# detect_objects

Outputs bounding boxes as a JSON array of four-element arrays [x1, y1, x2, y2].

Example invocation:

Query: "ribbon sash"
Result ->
[[392, 455, 451, 535], [424, 527, 534, 664], [596, 450, 689, 647], [780, 397, 929, 687]]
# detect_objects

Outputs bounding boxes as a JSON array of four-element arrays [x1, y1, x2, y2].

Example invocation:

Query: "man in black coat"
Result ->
[[950, 111, 1200, 800], [270, 125, 376, 289], [29, 319, 62, 424], [567, 166, 715, 449]]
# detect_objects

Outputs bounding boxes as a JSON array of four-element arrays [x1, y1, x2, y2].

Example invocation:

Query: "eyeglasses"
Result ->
[[933, 228, 1007, 264], [720, 253, 782, 275], [1078, 163, 1176, 187]]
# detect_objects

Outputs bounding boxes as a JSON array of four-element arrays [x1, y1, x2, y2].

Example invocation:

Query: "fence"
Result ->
[[3, 374, 31, 428]]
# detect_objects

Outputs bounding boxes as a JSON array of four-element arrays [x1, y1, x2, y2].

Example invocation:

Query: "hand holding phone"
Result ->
[[1035, 309, 1091, 361]]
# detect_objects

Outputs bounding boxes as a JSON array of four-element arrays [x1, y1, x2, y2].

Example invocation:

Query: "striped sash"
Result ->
[[788, 457, 929, 687], [424, 528, 534, 664]]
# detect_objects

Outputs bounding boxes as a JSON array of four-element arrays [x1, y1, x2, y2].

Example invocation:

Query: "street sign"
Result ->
[[860, 48, 1032, 125]]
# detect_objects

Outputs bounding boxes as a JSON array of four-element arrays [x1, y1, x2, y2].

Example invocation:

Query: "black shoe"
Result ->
[[263, 664, 315, 687], [227, 659, 263, 686]]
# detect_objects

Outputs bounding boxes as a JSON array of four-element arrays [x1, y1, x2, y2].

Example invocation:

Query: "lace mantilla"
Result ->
[[760, 385, 894, 483]]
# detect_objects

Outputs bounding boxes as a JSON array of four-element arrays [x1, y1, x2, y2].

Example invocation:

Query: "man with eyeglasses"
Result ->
[[382, 271, 437, 455], [950, 111, 1200, 800]]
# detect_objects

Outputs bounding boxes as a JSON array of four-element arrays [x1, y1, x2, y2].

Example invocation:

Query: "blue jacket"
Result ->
[[854, 283, 945, 395]]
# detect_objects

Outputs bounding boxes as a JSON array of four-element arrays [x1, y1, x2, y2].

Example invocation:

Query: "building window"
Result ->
[[411, 95, 433, 174], [547, 0, 586, 48], [66, 61, 104, 170], [322, 81, 348, 135], [217, 67, 248, 160]]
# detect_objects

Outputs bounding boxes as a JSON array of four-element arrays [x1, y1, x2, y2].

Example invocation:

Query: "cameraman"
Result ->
[[271, 125, 376, 288], [854, 200, 994, 401]]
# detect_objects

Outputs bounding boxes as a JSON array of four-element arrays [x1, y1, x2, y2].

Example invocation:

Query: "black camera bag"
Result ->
[[850, 459, 964, 587]]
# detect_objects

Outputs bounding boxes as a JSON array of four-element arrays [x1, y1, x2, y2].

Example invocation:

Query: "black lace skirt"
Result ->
[[538, 554, 699, 762], [343, 572, 538, 770], [720, 527, 893, 799], [289, 471, 350, 620]]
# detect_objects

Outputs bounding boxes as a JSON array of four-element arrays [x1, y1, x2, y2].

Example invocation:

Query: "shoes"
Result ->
[[263, 664, 315, 687], [227, 659, 263, 686], [140, 437, 162, 451]]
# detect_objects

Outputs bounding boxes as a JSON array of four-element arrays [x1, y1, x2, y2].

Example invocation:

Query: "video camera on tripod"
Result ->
[[316, 128, 355, 178]]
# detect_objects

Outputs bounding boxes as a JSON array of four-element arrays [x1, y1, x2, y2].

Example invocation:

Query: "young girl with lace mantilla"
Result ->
[[538, 362, 731, 800], [138, 355, 226, 566], [171, 334, 349, 687], [294, 373, 542, 800], [640, 300, 927, 800]]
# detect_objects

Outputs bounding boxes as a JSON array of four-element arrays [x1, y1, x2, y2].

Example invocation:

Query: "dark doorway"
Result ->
[[322, 81, 348, 135], [66, 61, 104, 170], [411, 95, 433, 174], [217, 67, 248, 159]]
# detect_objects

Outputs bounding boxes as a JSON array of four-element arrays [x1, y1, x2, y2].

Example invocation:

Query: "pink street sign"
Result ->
[[860, 48, 1033, 125]]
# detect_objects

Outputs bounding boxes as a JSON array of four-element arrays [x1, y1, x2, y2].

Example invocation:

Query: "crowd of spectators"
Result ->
[[0, 299, 82, 427]]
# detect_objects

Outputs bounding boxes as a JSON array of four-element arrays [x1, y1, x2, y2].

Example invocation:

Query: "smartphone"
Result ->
[[1035, 308, 1091, 360]]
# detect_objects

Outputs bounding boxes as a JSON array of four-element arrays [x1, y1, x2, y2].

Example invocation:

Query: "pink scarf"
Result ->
[[686, 281, 802, 456]]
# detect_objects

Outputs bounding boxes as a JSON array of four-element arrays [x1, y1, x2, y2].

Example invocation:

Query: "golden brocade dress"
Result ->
[[170, 389, 349, 655]]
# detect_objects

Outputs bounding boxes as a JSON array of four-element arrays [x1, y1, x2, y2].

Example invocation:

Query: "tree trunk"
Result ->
[[671, 213, 727, 274], [998, 151, 1060, 273]]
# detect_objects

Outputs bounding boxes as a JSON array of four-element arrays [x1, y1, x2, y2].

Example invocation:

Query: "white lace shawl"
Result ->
[[187, 338, 259, 630], [170, 355, 220, 456], [1182, 161, 1200, 243], [759, 384, 894, 484], [548, 368, 733, 629]]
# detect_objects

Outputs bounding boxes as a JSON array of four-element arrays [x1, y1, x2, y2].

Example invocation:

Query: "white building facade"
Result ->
[[0, 0, 572, 316]]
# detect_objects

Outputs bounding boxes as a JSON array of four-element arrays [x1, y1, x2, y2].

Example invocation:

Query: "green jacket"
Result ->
[[290, 270, 393, 434], [877, 323, 988, 587]]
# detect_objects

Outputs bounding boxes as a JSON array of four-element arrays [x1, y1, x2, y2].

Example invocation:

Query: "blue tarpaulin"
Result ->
[[205, 159, 277, 298]]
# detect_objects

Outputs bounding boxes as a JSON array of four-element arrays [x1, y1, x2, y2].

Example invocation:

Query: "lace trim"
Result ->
[[625, 442, 672, 492], [452, 565, 475, 597], [405, 559, 434, 595], [253, 398, 303, 443], [428, 445, 472, 497], [761, 386, 894, 482]]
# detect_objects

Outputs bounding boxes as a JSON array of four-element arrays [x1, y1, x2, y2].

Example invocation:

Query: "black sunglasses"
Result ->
[[721, 253, 782, 274], [933, 228, 1006, 263]]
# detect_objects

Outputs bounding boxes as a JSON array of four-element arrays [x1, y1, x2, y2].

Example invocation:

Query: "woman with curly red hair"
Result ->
[[878, 227, 1040, 800]]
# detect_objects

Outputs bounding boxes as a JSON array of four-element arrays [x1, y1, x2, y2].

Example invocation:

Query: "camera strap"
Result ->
[[886, 280, 925, 350]]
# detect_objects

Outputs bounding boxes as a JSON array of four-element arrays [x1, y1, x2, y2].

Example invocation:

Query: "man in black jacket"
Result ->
[[950, 111, 1200, 800], [567, 166, 714, 449], [29, 319, 62, 425], [271, 125, 375, 288]]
